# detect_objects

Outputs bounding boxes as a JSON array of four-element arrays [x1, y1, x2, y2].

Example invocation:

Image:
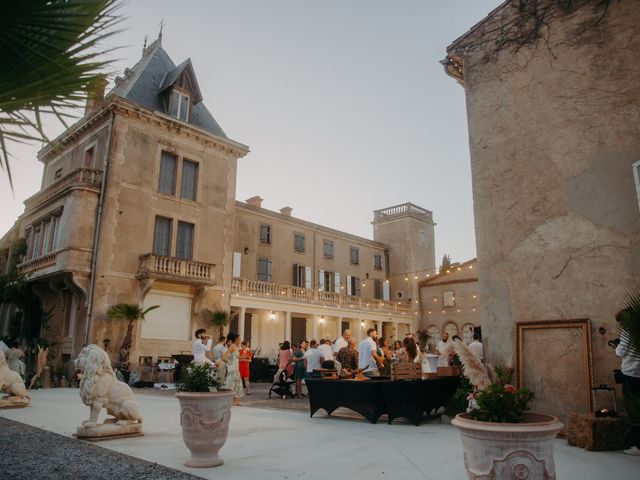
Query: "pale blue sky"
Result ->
[[0, 0, 503, 264]]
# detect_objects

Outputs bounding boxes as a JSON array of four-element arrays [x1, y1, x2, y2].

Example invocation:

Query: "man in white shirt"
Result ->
[[304, 340, 322, 377], [615, 318, 640, 456], [468, 334, 484, 362], [358, 328, 380, 377], [436, 332, 452, 367], [317, 339, 335, 368], [333, 329, 351, 354], [192, 329, 214, 366]]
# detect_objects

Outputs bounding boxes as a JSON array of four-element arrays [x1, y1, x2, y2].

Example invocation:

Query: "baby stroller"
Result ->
[[268, 361, 295, 399]]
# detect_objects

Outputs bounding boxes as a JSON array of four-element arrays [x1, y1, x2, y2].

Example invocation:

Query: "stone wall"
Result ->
[[447, 0, 640, 405]]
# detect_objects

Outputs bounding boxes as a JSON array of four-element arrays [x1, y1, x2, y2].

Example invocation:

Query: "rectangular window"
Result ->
[[257, 258, 272, 282], [41, 220, 52, 255], [374, 279, 383, 300], [176, 221, 194, 260], [350, 246, 359, 265], [170, 91, 190, 121], [323, 240, 334, 259], [292, 263, 306, 287], [374, 254, 382, 270], [31, 227, 41, 259], [294, 234, 305, 252], [83, 147, 94, 169], [51, 216, 61, 251], [55, 169, 63, 180], [350, 276, 361, 297], [152, 216, 172, 257], [260, 224, 271, 244], [443, 290, 455, 308], [324, 271, 335, 292], [158, 151, 177, 195], [180, 159, 199, 201]]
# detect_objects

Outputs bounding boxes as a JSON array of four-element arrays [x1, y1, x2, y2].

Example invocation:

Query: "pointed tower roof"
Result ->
[[107, 39, 226, 138]]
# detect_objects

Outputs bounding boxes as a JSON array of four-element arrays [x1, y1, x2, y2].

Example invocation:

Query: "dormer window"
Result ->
[[169, 90, 190, 121]]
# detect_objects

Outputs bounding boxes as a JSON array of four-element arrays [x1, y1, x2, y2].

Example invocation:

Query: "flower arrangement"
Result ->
[[177, 364, 219, 392], [453, 340, 535, 423]]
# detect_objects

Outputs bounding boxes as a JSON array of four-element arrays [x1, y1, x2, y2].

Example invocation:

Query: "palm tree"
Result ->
[[440, 254, 452, 273], [618, 291, 640, 358], [0, 0, 122, 187], [204, 309, 229, 337], [106, 303, 159, 373]]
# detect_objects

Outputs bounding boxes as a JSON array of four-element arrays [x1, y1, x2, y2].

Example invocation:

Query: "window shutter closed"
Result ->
[[346, 274, 352, 295], [318, 269, 325, 291], [305, 266, 312, 289], [383, 281, 390, 301], [334, 272, 340, 293], [293, 264, 299, 286], [354, 277, 361, 296], [232, 252, 242, 277]]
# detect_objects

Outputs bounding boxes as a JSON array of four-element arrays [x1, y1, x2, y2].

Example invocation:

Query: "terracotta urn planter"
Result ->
[[452, 412, 563, 480], [176, 391, 234, 467]]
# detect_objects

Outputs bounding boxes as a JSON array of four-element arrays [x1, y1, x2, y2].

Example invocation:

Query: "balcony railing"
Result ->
[[137, 254, 215, 285], [25, 168, 103, 211], [373, 202, 433, 222], [231, 277, 412, 314], [17, 252, 57, 276]]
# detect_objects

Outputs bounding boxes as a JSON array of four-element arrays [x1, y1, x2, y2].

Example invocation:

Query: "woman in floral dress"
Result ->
[[222, 332, 244, 405]]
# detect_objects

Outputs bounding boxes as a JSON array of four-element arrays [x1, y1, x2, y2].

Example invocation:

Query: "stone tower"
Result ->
[[373, 203, 436, 311]]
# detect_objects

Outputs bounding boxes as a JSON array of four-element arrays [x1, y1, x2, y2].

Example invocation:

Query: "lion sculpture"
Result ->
[[0, 350, 30, 407], [75, 344, 142, 427]]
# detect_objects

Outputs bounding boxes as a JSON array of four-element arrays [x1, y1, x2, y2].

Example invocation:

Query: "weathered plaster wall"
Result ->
[[448, 1, 640, 395]]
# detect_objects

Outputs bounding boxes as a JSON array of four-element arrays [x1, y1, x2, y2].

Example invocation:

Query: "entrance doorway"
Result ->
[[291, 317, 307, 345]]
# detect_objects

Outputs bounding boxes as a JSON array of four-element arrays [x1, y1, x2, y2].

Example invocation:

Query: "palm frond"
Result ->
[[618, 291, 640, 357], [106, 303, 142, 321], [0, 0, 123, 187]]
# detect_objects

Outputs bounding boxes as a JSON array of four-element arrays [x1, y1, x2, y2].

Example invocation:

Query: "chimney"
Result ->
[[245, 196, 263, 208], [279, 207, 293, 217], [84, 77, 108, 116]]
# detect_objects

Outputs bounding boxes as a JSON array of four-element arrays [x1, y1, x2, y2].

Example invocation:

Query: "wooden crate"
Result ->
[[391, 363, 421, 381], [437, 366, 462, 377], [566, 413, 633, 451]]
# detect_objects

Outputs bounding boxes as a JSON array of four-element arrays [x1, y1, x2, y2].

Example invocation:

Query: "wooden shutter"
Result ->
[[354, 277, 361, 296], [305, 266, 312, 289], [232, 252, 242, 277], [292, 263, 299, 286], [334, 272, 340, 293], [346, 274, 352, 295], [318, 269, 325, 291], [383, 281, 390, 301]]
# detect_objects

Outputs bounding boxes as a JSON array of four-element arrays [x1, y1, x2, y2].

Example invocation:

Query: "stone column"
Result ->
[[393, 322, 398, 342], [313, 316, 319, 341], [238, 306, 246, 342], [284, 311, 291, 342], [337, 317, 343, 339], [376, 320, 383, 336]]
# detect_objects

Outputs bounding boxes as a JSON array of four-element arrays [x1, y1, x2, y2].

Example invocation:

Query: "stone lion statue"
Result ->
[[75, 344, 142, 427], [0, 350, 30, 406]]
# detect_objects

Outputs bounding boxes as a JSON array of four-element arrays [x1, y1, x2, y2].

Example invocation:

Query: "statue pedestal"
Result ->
[[0, 396, 30, 409], [76, 421, 143, 441]]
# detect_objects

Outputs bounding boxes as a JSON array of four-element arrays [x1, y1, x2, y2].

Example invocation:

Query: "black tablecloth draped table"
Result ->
[[305, 376, 460, 426]]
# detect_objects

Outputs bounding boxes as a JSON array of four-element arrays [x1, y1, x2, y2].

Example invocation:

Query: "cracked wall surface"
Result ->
[[447, 0, 640, 417]]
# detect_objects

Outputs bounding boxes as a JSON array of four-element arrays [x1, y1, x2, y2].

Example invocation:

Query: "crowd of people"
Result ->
[[190, 326, 486, 401]]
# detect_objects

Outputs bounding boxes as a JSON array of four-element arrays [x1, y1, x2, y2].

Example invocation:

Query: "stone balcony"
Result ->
[[231, 277, 412, 315], [17, 252, 57, 276], [136, 253, 216, 285], [24, 168, 103, 212]]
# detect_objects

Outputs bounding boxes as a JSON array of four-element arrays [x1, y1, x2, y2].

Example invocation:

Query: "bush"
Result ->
[[177, 364, 219, 392], [445, 376, 472, 418]]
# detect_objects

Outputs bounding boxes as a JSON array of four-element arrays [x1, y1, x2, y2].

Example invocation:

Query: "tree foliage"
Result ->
[[439, 254, 452, 273]]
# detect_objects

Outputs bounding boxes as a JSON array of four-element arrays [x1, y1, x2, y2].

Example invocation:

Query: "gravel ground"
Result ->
[[0, 417, 202, 480]]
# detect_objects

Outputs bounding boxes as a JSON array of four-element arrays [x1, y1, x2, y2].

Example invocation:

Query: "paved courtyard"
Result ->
[[1, 388, 638, 480]]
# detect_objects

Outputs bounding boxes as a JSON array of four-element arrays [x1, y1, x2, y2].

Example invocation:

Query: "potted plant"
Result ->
[[106, 303, 159, 382], [176, 364, 234, 468], [451, 341, 563, 479]]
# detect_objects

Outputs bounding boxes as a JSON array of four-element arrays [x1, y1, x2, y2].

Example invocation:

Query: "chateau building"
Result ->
[[0, 37, 436, 364]]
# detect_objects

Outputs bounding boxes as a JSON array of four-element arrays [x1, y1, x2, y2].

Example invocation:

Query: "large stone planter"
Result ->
[[452, 412, 563, 480], [176, 391, 234, 468]]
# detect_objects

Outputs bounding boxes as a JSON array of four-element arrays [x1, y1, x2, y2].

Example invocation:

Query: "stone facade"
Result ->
[[419, 258, 479, 351], [443, 0, 640, 417]]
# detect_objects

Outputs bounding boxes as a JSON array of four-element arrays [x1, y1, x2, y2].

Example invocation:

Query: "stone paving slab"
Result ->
[[1, 388, 638, 480]]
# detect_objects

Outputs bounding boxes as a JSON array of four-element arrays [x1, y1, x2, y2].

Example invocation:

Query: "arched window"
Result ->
[[427, 324, 441, 350], [444, 322, 458, 339], [462, 323, 475, 345]]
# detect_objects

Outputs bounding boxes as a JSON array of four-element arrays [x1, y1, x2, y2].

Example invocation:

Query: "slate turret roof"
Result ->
[[107, 38, 227, 138]]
